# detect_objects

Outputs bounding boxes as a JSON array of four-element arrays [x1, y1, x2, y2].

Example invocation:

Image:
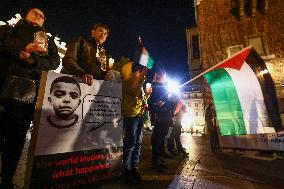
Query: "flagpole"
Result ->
[[179, 46, 252, 88], [179, 65, 216, 88], [179, 60, 228, 88]]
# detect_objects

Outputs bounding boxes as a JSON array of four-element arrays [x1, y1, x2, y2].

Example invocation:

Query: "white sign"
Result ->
[[35, 71, 122, 155]]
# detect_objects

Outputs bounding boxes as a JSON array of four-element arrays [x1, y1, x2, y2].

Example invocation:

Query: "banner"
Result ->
[[219, 132, 284, 151], [25, 71, 123, 188]]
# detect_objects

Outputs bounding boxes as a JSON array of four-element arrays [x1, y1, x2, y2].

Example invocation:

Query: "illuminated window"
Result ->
[[248, 36, 265, 55], [227, 45, 243, 57]]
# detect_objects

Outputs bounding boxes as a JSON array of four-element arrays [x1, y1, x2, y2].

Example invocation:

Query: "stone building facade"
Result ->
[[186, 25, 202, 91], [192, 0, 284, 110]]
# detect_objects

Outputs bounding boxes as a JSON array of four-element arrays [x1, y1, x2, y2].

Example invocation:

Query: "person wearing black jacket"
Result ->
[[0, 7, 60, 188], [205, 103, 221, 152], [148, 71, 175, 172], [62, 23, 112, 85]]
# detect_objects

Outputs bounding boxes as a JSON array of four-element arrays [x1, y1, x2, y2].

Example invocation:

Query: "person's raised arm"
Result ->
[[123, 67, 147, 96]]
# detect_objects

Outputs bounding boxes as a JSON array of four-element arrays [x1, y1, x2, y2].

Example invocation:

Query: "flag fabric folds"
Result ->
[[204, 47, 282, 136], [136, 36, 154, 69], [174, 100, 183, 114]]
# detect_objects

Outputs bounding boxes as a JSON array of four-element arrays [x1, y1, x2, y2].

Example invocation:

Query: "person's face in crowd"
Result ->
[[134, 68, 147, 78], [160, 74, 167, 84], [48, 82, 81, 119], [156, 74, 166, 84], [25, 8, 45, 27], [209, 104, 215, 111], [91, 26, 108, 44], [153, 72, 167, 84]]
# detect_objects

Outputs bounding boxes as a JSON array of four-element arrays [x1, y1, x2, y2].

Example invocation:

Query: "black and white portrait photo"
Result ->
[[35, 72, 122, 156]]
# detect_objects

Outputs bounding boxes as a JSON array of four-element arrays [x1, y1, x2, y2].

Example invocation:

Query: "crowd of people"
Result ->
[[0, 7, 123, 188], [0, 6, 218, 188]]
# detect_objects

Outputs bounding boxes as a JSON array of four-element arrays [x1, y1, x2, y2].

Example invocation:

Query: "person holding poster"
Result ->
[[121, 62, 150, 185], [0, 7, 60, 188], [62, 23, 116, 85], [148, 71, 175, 172]]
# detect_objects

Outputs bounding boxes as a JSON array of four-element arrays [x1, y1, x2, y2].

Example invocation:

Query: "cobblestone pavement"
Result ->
[[1, 130, 284, 188], [168, 133, 284, 189]]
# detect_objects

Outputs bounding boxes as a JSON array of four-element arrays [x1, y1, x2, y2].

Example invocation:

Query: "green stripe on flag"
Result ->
[[204, 69, 247, 136], [146, 56, 154, 69], [139, 52, 154, 69]]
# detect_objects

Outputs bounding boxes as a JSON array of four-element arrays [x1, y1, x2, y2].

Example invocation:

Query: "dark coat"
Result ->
[[0, 20, 60, 101], [0, 25, 11, 92], [62, 37, 107, 80], [148, 82, 174, 120], [205, 107, 217, 130]]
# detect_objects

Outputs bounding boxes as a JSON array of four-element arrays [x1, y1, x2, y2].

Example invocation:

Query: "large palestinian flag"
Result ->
[[204, 47, 282, 136]]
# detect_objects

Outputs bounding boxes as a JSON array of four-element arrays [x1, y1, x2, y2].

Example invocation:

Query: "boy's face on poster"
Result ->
[[48, 82, 81, 118]]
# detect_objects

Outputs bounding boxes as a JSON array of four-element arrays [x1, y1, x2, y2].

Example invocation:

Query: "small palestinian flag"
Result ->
[[204, 47, 282, 136], [174, 100, 183, 114], [135, 36, 154, 69]]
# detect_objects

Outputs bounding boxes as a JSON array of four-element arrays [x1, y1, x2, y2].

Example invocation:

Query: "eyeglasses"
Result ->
[[31, 10, 44, 19]]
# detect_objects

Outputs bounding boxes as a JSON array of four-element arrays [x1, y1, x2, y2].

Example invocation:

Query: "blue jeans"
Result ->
[[123, 116, 144, 170]]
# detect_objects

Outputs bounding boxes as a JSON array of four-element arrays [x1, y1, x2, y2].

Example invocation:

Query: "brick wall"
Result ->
[[196, 0, 284, 104]]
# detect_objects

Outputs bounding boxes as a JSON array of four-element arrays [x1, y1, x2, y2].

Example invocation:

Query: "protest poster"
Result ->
[[219, 122, 284, 151], [24, 71, 123, 188], [218, 111, 284, 151]]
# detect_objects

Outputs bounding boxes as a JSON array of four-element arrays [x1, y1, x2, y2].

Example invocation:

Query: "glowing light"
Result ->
[[166, 79, 180, 94], [259, 69, 269, 75], [146, 83, 151, 91], [7, 13, 21, 26], [181, 108, 193, 129], [109, 58, 114, 68], [0, 21, 6, 26]]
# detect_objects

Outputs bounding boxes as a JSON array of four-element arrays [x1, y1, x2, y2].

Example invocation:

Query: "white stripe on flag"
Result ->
[[225, 62, 275, 134], [139, 53, 149, 67]]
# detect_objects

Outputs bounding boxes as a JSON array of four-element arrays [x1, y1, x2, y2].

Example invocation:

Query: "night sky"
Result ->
[[0, 0, 195, 83]]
